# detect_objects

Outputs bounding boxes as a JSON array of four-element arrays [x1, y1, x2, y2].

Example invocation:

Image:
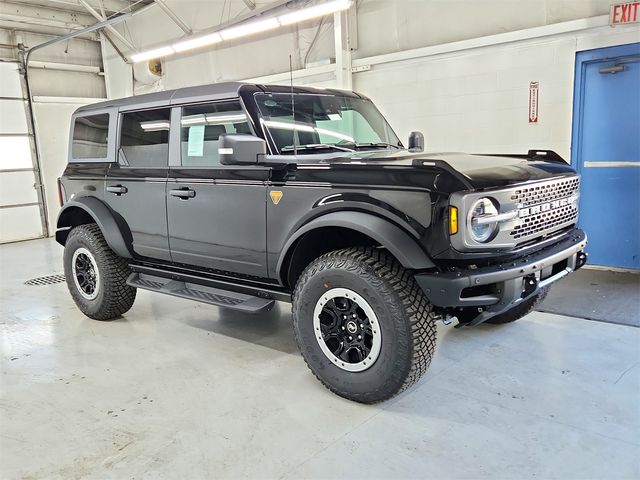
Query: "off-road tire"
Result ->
[[484, 287, 550, 325], [292, 247, 437, 403], [64, 223, 136, 320]]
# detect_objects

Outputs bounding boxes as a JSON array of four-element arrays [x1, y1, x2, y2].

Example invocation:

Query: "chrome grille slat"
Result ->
[[510, 177, 580, 207], [510, 176, 580, 241]]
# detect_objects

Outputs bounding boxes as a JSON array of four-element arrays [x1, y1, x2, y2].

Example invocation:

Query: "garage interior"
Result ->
[[1, 1, 639, 478]]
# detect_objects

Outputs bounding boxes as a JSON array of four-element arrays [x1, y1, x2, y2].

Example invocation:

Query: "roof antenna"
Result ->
[[289, 54, 297, 156]]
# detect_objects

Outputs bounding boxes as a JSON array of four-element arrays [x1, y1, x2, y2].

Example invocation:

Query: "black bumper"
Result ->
[[415, 229, 588, 325]]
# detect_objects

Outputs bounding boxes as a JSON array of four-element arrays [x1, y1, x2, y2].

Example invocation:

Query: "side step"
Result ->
[[127, 272, 275, 314]]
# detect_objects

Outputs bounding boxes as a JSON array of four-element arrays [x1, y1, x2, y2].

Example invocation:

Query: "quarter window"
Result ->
[[72, 113, 109, 159], [180, 101, 250, 167], [119, 109, 171, 168]]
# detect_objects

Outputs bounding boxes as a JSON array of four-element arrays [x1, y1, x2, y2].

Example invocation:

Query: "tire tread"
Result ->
[[292, 247, 437, 403]]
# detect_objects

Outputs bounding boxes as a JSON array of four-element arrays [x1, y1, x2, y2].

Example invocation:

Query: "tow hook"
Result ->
[[439, 314, 459, 326], [576, 251, 588, 269], [522, 274, 538, 297]]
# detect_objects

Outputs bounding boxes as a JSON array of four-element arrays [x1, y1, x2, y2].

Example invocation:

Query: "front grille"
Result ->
[[511, 177, 580, 207], [510, 176, 580, 240], [511, 205, 578, 239]]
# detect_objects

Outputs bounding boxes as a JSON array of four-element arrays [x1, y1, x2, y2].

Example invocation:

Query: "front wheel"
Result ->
[[63, 224, 136, 320], [292, 247, 437, 403]]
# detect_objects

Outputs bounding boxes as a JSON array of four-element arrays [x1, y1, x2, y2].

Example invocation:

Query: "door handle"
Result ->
[[107, 185, 128, 195], [170, 188, 196, 199]]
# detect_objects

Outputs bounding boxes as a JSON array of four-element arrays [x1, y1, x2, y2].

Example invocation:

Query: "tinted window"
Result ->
[[119, 109, 171, 168], [72, 114, 109, 159], [180, 101, 249, 167]]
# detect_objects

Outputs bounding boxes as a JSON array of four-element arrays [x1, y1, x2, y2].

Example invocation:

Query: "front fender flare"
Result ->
[[56, 197, 132, 258], [276, 211, 435, 276]]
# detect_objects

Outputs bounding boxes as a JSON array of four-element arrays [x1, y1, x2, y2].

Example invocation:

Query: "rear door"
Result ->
[[104, 107, 171, 261], [167, 100, 270, 277]]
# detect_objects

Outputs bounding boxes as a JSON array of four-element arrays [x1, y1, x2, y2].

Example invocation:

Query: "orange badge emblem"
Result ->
[[270, 191, 283, 205]]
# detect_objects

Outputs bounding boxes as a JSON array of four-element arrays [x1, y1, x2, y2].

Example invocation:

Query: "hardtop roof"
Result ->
[[75, 81, 247, 113], [74, 82, 365, 114]]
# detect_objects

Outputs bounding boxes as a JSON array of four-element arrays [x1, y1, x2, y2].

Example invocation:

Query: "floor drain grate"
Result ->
[[25, 274, 66, 286]]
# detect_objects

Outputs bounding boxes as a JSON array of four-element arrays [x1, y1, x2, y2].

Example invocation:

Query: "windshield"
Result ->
[[255, 93, 402, 154]]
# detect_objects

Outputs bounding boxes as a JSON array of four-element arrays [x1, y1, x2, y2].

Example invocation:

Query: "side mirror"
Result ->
[[219, 134, 266, 165], [408, 131, 424, 152]]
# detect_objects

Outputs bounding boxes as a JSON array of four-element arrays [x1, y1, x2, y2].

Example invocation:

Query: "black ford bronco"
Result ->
[[57, 82, 587, 402]]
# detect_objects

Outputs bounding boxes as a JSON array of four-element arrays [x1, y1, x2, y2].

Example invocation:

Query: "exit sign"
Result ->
[[610, 2, 640, 25]]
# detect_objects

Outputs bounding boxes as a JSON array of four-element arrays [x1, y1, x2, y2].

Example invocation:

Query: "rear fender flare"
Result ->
[[56, 197, 132, 258]]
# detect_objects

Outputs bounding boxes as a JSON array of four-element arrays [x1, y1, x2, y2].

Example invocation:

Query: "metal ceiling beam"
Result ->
[[0, 1, 95, 30], [23, 10, 131, 61], [154, 0, 191, 35], [79, 0, 135, 50], [19, 0, 137, 15]]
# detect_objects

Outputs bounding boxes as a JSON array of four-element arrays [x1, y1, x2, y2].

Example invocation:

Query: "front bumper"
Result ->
[[415, 229, 587, 325]]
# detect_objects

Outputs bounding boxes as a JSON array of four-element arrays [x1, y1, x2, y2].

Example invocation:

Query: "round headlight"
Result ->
[[468, 197, 499, 243]]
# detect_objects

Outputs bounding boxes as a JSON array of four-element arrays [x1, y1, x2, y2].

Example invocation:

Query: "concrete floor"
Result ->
[[538, 268, 640, 327], [1, 238, 639, 480]]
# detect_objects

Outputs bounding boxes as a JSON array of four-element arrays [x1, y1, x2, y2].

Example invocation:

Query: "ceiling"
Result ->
[[0, 0, 154, 37]]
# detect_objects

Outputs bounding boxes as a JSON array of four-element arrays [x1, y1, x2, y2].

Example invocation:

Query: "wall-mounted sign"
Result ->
[[610, 2, 640, 25], [529, 81, 539, 124]]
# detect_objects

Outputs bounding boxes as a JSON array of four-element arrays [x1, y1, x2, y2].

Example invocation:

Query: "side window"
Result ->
[[72, 113, 109, 159], [119, 108, 171, 168], [180, 101, 249, 167]]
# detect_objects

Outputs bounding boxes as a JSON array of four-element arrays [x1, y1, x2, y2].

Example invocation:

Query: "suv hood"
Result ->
[[300, 150, 576, 190]]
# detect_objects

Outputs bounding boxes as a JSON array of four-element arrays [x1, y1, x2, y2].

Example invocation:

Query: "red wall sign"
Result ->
[[528, 81, 539, 124], [610, 2, 640, 25]]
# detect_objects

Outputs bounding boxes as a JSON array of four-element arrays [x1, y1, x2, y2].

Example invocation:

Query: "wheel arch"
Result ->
[[56, 197, 132, 258], [277, 211, 435, 289]]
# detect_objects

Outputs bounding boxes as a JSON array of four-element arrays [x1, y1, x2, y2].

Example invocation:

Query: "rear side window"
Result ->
[[72, 113, 109, 159], [119, 108, 171, 168], [180, 101, 249, 167]]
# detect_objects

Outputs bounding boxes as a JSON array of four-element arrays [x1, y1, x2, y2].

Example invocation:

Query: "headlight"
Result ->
[[468, 197, 499, 243]]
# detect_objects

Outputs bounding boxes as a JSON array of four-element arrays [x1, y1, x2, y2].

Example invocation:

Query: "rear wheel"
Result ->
[[292, 247, 437, 403], [63, 224, 136, 320], [484, 287, 550, 325]]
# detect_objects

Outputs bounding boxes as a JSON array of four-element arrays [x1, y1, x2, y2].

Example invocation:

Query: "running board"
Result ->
[[127, 272, 275, 314]]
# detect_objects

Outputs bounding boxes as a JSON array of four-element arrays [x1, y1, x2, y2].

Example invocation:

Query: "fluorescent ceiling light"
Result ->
[[263, 120, 315, 132], [181, 113, 247, 126], [181, 115, 206, 126], [130, 0, 352, 62], [278, 0, 351, 25], [130, 46, 175, 63], [263, 120, 354, 142], [204, 113, 247, 124], [220, 18, 280, 40], [173, 32, 222, 53], [140, 120, 171, 131]]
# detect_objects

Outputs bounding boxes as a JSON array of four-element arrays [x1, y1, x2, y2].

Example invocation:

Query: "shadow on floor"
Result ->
[[181, 301, 300, 355], [537, 268, 640, 327]]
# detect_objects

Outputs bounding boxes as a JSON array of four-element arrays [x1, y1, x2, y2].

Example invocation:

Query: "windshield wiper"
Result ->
[[337, 142, 402, 150], [281, 144, 355, 153]]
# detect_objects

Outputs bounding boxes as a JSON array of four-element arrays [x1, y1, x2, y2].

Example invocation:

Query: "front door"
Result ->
[[104, 107, 171, 261], [166, 101, 269, 278], [573, 43, 640, 269]]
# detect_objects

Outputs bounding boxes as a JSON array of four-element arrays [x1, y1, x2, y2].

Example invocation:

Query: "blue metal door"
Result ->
[[572, 43, 640, 269]]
